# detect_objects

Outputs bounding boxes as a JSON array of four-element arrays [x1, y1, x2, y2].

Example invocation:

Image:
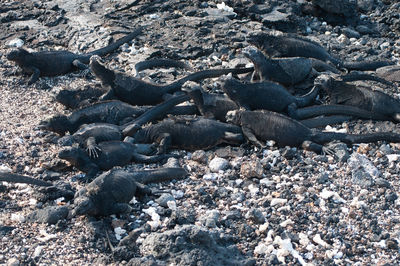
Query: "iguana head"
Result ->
[[246, 32, 280, 57], [39, 115, 70, 135], [89, 55, 115, 86], [6, 48, 30, 63], [242, 46, 267, 62], [313, 73, 335, 89], [58, 147, 86, 164], [226, 110, 242, 125], [72, 196, 96, 216]]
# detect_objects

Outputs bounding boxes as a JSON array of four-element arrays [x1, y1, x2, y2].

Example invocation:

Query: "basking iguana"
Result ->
[[131, 116, 244, 153], [72, 167, 187, 216], [315, 74, 400, 122], [7, 27, 143, 84], [247, 32, 393, 71], [242, 45, 339, 86], [90, 55, 254, 106], [39, 98, 196, 136], [226, 109, 400, 153], [221, 76, 319, 115], [58, 140, 173, 179]]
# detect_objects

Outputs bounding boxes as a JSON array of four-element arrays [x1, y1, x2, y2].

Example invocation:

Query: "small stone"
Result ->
[[191, 150, 207, 163], [270, 198, 287, 207], [208, 157, 229, 172], [338, 34, 349, 44], [341, 27, 360, 38], [246, 208, 265, 224], [7, 38, 24, 48], [7, 258, 20, 266], [240, 157, 263, 178], [155, 193, 175, 208], [386, 239, 398, 250]]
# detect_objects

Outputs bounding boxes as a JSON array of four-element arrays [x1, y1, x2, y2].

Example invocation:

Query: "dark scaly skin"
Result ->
[[132, 116, 244, 152], [247, 32, 393, 70], [122, 94, 193, 136], [58, 141, 169, 178], [222, 77, 319, 114], [55, 86, 106, 109], [226, 110, 400, 153], [0, 172, 52, 187], [7, 27, 143, 84], [243, 46, 314, 85], [90, 55, 254, 106], [39, 100, 150, 135], [72, 167, 187, 216], [316, 74, 400, 122], [185, 83, 239, 122]]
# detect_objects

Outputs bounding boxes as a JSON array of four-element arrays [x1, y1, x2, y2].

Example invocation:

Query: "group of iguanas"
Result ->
[[2, 26, 400, 216]]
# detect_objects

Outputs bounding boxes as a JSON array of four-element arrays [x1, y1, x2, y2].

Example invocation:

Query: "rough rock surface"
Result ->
[[1, 0, 400, 265]]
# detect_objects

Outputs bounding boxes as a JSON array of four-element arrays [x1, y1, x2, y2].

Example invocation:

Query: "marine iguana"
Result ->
[[221, 76, 319, 115], [55, 86, 107, 109], [182, 81, 239, 122], [72, 167, 187, 216], [134, 58, 193, 74], [226, 109, 400, 153], [40, 99, 197, 136], [247, 32, 393, 71], [315, 74, 400, 122], [7, 27, 143, 84], [58, 140, 173, 179], [58, 94, 194, 156], [90, 55, 254, 106], [0, 172, 53, 187], [242, 45, 339, 86], [130, 116, 244, 153]]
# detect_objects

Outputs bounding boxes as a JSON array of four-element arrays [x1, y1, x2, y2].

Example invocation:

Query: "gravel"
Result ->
[[1, 0, 400, 265]]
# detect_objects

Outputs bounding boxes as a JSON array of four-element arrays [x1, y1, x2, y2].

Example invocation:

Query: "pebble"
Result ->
[[208, 157, 229, 172], [155, 193, 175, 208], [270, 198, 288, 207], [246, 208, 265, 224], [240, 159, 264, 178], [7, 38, 24, 48]]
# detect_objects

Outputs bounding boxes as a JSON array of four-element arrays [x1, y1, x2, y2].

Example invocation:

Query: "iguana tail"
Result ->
[[293, 104, 388, 120], [83, 26, 144, 62], [0, 172, 53, 187], [342, 60, 393, 71], [162, 67, 254, 94], [131, 168, 188, 184], [294, 85, 320, 107]]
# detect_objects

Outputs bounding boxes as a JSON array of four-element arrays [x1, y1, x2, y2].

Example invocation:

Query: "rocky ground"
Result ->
[[1, 0, 400, 265]]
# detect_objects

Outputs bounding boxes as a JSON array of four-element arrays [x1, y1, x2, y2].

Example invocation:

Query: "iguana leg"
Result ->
[[27, 67, 41, 85], [301, 140, 335, 155], [72, 59, 88, 70], [100, 88, 115, 101], [134, 182, 152, 197], [287, 102, 299, 119], [86, 137, 101, 158], [156, 133, 171, 154], [242, 127, 265, 148]]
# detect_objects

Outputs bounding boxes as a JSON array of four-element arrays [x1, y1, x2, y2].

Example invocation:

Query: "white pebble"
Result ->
[[313, 234, 331, 248], [7, 38, 24, 48], [209, 157, 228, 172], [270, 198, 287, 207]]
